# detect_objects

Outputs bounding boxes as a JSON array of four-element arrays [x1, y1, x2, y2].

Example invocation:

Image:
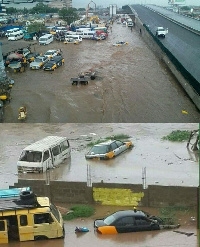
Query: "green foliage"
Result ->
[[27, 23, 47, 33], [87, 134, 131, 147], [78, 8, 86, 11], [162, 130, 190, 142], [180, 6, 190, 11], [58, 8, 78, 24], [62, 205, 95, 220], [159, 206, 190, 225], [159, 207, 176, 225], [6, 7, 18, 15], [29, 3, 59, 14]]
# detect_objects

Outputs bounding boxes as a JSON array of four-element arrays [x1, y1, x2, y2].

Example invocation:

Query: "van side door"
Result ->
[[60, 140, 71, 159], [43, 150, 54, 170], [51, 144, 63, 166], [17, 214, 34, 241], [0, 220, 8, 243]]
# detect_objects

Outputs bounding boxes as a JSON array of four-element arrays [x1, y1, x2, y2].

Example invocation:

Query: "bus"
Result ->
[[17, 136, 71, 173], [0, 187, 64, 243]]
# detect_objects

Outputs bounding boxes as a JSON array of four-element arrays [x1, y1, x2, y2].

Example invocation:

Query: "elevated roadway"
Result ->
[[130, 5, 200, 89]]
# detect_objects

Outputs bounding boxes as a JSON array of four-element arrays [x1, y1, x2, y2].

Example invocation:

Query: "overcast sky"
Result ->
[[72, 0, 200, 8]]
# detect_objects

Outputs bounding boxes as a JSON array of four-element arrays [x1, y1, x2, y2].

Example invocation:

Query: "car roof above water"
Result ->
[[94, 140, 116, 146], [112, 210, 146, 218]]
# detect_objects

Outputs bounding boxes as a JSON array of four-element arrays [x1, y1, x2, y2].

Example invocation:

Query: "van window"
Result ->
[[50, 204, 60, 222], [52, 145, 60, 156], [34, 213, 54, 224], [20, 151, 42, 162], [43, 150, 50, 161], [20, 215, 28, 226], [0, 221, 5, 231], [60, 140, 69, 151]]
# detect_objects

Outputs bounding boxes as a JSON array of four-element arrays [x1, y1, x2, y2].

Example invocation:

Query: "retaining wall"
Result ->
[[13, 180, 197, 208]]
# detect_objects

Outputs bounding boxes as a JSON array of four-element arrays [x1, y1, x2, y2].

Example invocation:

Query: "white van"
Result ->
[[39, 34, 53, 45], [81, 31, 96, 39], [5, 28, 20, 37], [8, 30, 24, 41], [65, 34, 82, 42], [17, 136, 71, 173]]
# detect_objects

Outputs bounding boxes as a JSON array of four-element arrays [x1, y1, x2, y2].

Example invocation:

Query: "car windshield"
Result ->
[[34, 58, 42, 63], [89, 145, 109, 154], [104, 214, 116, 225], [45, 51, 53, 55]]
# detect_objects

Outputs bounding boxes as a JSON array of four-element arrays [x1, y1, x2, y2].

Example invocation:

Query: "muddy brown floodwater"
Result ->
[[2, 23, 200, 122], [0, 204, 198, 247], [0, 123, 198, 188]]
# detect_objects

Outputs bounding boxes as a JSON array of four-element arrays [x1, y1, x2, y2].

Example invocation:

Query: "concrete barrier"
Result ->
[[13, 180, 197, 208]]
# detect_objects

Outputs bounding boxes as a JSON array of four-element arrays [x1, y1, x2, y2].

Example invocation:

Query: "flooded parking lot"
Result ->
[[0, 123, 198, 189], [1, 23, 200, 123]]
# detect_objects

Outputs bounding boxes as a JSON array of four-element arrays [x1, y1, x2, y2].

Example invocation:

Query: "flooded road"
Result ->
[[0, 123, 198, 189], [2, 23, 200, 122], [0, 204, 198, 247]]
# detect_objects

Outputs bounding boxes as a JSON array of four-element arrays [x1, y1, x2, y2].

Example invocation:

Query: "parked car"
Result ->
[[113, 41, 128, 46], [94, 210, 179, 234], [43, 56, 64, 71], [43, 49, 58, 59], [29, 55, 48, 69], [64, 38, 80, 44], [85, 139, 133, 160], [25, 52, 40, 63], [17, 48, 30, 58]]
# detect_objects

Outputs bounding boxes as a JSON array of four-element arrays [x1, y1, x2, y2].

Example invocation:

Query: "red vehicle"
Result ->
[[96, 30, 108, 37]]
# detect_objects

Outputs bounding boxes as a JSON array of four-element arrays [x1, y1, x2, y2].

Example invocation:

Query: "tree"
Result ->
[[58, 8, 78, 25], [27, 23, 47, 33], [78, 8, 86, 11], [6, 7, 17, 15]]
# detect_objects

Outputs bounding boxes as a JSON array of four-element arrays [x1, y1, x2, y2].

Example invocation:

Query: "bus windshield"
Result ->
[[50, 203, 60, 222], [19, 150, 42, 162]]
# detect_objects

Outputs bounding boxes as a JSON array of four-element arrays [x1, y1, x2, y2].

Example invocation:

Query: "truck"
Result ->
[[156, 27, 168, 38], [0, 187, 65, 243]]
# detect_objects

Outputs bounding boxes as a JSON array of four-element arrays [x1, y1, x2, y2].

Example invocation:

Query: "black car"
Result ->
[[94, 210, 162, 234], [43, 56, 64, 71], [25, 53, 40, 63]]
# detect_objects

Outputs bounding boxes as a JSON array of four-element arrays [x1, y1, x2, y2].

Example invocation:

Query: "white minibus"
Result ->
[[5, 28, 20, 37], [81, 31, 96, 39], [8, 30, 24, 41], [65, 34, 82, 42], [17, 136, 71, 173], [39, 34, 53, 45]]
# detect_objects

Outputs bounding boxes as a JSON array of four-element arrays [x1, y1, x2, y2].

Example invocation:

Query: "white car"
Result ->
[[29, 56, 49, 70], [43, 50, 58, 59], [113, 41, 128, 46]]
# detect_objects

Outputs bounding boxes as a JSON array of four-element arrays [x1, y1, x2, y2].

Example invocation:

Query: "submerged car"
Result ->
[[64, 38, 79, 44], [25, 52, 40, 63], [94, 210, 179, 234], [30, 55, 48, 69], [113, 41, 128, 46], [85, 139, 133, 160], [43, 55, 64, 71]]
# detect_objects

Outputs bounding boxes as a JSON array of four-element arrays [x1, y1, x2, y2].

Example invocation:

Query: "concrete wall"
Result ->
[[132, 15, 200, 110], [13, 180, 197, 208]]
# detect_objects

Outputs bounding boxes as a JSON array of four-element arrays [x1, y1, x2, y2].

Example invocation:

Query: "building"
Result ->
[[0, 4, 6, 16], [48, 0, 72, 9]]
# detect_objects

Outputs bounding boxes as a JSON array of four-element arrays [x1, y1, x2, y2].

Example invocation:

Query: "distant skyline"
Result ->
[[72, 0, 200, 8]]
